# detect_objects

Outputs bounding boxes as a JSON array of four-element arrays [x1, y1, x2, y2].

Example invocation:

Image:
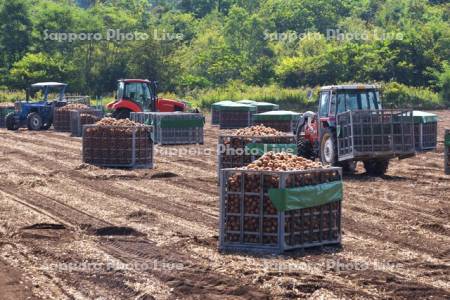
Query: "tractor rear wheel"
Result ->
[[112, 109, 131, 119], [5, 112, 19, 131], [364, 160, 389, 176], [27, 113, 43, 131], [320, 128, 337, 165], [339, 161, 357, 174]]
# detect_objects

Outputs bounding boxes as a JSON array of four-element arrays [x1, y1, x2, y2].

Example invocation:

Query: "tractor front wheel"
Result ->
[[41, 122, 52, 130], [364, 160, 389, 176], [27, 113, 43, 131], [320, 128, 337, 165], [5, 112, 19, 131]]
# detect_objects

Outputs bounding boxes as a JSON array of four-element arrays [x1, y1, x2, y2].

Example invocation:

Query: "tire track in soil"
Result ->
[[3, 134, 446, 260], [0, 145, 270, 298], [0, 179, 269, 298], [1, 131, 218, 180], [2, 141, 220, 229], [343, 216, 447, 259]]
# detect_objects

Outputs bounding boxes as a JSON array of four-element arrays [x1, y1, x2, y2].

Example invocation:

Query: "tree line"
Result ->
[[0, 0, 448, 105]]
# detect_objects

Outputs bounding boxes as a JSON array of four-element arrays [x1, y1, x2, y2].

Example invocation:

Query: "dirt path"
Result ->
[[0, 110, 449, 299]]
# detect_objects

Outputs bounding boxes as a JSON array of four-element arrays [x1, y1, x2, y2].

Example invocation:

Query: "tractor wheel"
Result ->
[[27, 113, 43, 131], [41, 122, 52, 130], [112, 109, 131, 120], [320, 128, 337, 165], [364, 160, 389, 176], [339, 161, 357, 174], [5, 112, 19, 131], [297, 136, 315, 160]]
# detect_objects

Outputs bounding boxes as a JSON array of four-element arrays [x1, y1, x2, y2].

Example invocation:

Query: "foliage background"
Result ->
[[0, 0, 448, 109]]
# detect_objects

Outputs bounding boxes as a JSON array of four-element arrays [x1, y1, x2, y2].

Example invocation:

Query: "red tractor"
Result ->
[[107, 79, 188, 119], [296, 85, 415, 176]]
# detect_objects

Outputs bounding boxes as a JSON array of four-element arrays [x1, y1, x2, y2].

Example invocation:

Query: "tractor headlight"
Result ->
[[14, 102, 21, 112]]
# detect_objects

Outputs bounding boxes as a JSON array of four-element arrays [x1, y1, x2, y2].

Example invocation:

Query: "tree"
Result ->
[[7, 53, 74, 90], [0, 0, 32, 68]]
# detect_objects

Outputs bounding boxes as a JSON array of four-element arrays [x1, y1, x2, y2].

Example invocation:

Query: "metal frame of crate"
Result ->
[[82, 125, 153, 169], [414, 122, 437, 151], [219, 107, 256, 129], [445, 129, 450, 175], [219, 167, 343, 253], [211, 101, 234, 125], [70, 109, 104, 137], [0, 106, 14, 128], [217, 134, 297, 180], [131, 112, 204, 145], [54, 107, 89, 132], [336, 109, 415, 161]]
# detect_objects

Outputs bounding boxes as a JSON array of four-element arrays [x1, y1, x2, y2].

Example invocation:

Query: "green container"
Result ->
[[412, 111, 439, 124], [236, 99, 256, 105], [253, 110, 301, 121], [212, 100, 235, 111], [220, 102, 257, 112]]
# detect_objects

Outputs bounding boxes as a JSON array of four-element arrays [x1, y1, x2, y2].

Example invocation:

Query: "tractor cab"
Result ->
[[108, 79, 187, 119], [318, 85, 381, 121], [30, 82, 68, 103], [6, 82, 69, 131]]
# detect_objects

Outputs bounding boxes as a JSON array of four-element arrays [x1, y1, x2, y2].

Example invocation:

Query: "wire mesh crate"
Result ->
[[131, 112, 204, 145], [0, 105, 14, 128], [412, 112, 438, 151], [54, 105, 90, 132], [445, 129, 450, 175], [219, 104, 256, 129], [252, 111, 301, 133], [217, 134, 297, 179], [219, 167, 343, 253], [337, 110, 415, 161], [70, 109, 104, 137], [211, 101, 234, 125], [82, 125, 153, 169], [415, 123, 438, 151]]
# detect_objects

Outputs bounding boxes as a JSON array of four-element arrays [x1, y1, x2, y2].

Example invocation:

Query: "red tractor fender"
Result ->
[[108, 99, 142, 113], [157, 98, 186, 112]]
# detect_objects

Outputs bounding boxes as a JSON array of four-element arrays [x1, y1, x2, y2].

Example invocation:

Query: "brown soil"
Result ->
[[0, 110, 449, 299]]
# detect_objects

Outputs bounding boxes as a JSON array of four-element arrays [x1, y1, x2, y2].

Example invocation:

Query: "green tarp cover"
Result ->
[[245, 143, 298, 156], [253, 102, 279, 110], [236, 100, 256, 105], [253, 110, 301, 121], [412, 111, 438, 124], [220, 103, 257, 112], [212, 101, 235, 111], [268, 181, 343, 212], [158, 117, 205, 129], [236, 100, 279, 110]]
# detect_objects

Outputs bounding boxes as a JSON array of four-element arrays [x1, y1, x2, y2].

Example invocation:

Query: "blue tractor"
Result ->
[[6, 82, 69, 131]]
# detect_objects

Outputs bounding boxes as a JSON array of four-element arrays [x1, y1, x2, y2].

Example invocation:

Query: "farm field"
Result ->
[[0, 111, 449, 300]]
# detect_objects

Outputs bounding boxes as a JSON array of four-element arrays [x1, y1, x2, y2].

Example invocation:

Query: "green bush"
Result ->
[[0, 90, 24, 103], [381, 82, 444, 109], [185, 81, 318, 111]]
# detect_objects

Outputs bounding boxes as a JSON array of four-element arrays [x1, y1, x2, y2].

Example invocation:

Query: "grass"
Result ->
[[0, 90, 25, 104], [181, 82, 318, 111]]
